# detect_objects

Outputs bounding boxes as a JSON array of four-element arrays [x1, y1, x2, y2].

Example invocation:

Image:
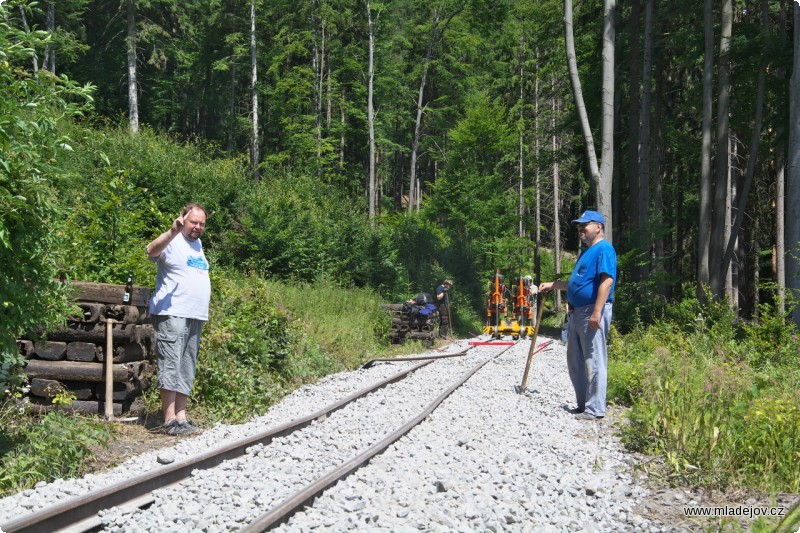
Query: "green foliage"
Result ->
[[612, 297, 800, 493], [0, 406, 110, 496], [191, 271, 298, 423], [225, 174, 402, 289], [0, 2, 95, 393]]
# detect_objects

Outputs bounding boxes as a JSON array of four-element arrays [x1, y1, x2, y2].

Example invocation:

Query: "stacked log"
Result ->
[[382, 303, 439, 346], [18, 281, 155, 416]]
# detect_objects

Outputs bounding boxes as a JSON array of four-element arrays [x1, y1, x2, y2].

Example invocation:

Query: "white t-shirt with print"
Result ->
[[149, 234, 211, 320]]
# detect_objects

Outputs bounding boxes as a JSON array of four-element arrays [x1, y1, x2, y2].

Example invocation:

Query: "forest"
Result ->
[[1, 0, 799, 499], [5, 0, 798, 320]]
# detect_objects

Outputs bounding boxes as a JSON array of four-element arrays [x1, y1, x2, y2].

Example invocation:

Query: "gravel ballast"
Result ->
[[0, 337, 703, 532]]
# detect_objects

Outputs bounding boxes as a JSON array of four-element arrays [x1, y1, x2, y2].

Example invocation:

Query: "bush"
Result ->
[[0, 6, 95, 394], [224, 175, 402, 290], [0, 405, 110, 496], [614, 306, 800, 493]]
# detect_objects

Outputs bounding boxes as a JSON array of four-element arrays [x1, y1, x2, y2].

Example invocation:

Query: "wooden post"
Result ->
[[105, 319, 114, 420]]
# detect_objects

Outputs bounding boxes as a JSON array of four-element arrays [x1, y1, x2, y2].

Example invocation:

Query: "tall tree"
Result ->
[[709, 0, 732, 299], [366, 0, 377, 222], [636, 0, 653, 278], [627, 0, 642, 264], [127, 0, 139, 133], [250, 0, 260, 179], [788, 2, 800, 327], [719, 0, 768, 296], [698, 0, 714, 295], [564, 0, 615, 241]]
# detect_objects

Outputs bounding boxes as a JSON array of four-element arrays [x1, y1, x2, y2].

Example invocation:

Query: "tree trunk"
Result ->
[[518, 34, 525, 237], [598, 0, 615, 241], [250, 0, 260, 180], [709, 0, 732, 299], [409, 10, 439, 215], [127, 0, 139, 133], [366, 0, 377, 222], [653, 18, 665, 290], [627, 0, 641, 265], [564, 0, 615, 241], [637, 0, 653, 279], [315, 15, 325, 165], [777, 144, 786, 315], [534, 47, 541, 285], [787, 3, 800, 327], [552, 83, 562, 313], [776, 0, 787, 316], [726, 133, 735, 307], [698, 0, 714, 295], [43, 2, 55, 73], [18, 6, 39, 73], [564, 0, 600, 185], [720, 0, 767, 296]]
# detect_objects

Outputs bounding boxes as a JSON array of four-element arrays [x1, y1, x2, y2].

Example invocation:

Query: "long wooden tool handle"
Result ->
[[518, 298, 546, 391], [105, 319, 114, 419]]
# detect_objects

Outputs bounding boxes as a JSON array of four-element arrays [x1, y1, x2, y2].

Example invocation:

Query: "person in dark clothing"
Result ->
[[435, 279, 453, 339]]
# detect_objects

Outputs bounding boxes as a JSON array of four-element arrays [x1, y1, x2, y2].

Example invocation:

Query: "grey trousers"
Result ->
[[566, 302, 612, 417]]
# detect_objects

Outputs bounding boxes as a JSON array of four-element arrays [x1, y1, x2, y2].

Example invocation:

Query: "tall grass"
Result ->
[[609, 300, 800, 493], [0, 405, 111, 496]]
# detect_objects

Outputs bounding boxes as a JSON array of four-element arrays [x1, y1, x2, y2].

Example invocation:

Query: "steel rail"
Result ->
[[242, 343, 516, 532], [360, 347, 469, 369], [1, 358, 441, 533]]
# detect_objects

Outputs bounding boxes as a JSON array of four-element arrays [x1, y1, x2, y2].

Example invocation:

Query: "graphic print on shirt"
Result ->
[[187, 255, 209, 271]]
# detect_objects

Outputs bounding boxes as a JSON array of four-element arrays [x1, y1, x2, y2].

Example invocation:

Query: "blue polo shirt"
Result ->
[[567, 239, 617, 308]]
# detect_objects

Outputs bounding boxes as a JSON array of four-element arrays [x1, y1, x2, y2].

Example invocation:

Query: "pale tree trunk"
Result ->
[[340, 91, 346, 167], [43, 2, 55, 73], [250, 0, 260, 179], [228, 64, 236, 152], [408, 7, 462, 213], [127, 0, 139, 133], [564, 0, 599, 184], [653, 19, 665, 287], [777, 145, 786, 315], [314, 14, 326, 164], [698, 0, 714, 295], [552, 85, 562, 312], [518, 34, 525, 238], [597, 0, 615, 240], [327, 65, 332, 130], [787, 3, 800, 327], [611, 0, 623, 230], [720, 0, 767, 301], [628, 0, 641, 262], [366, 0, 377, 222], [409, 9, 439, 215], [534, 48, 541, 286], [18, 6, 39, 73], [775, 0, 787, 316], [637, 0, 653, 279], [563, 0, 615, 241], [709, 0, 732, 299], [726, 133, 735, 306]]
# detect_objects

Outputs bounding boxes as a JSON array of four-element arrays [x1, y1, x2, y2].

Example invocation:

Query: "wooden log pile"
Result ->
[[381, 303, 439, 346], [17, 281, 155, 416]]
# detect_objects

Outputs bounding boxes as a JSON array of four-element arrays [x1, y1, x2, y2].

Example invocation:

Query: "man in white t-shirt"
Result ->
[[146, 204, 211, 436]]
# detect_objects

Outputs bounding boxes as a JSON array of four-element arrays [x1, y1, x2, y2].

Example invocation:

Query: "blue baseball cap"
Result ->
[[571, 210, 605, 226]]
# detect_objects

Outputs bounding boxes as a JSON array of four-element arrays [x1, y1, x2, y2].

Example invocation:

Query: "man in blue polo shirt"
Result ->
[[539, 210, 617, 420]]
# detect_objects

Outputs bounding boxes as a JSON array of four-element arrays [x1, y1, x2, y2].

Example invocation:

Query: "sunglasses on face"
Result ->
[[577, 222, 596, 230]]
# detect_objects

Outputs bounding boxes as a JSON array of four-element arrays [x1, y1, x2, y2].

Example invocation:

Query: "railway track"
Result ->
[[2, 342, 517, 533]]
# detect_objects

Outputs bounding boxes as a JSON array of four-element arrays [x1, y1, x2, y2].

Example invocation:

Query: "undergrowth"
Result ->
[[609, 296, 800, 494], [0, 401, 111, 497]]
